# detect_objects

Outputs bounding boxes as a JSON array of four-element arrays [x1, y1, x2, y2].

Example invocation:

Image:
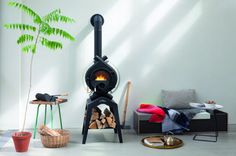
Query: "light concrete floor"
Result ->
[[0, 129, 236, 156]]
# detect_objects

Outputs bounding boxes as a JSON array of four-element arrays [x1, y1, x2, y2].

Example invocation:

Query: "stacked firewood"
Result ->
[[89, 107, 116, 129], [38, 125, 61, 136]]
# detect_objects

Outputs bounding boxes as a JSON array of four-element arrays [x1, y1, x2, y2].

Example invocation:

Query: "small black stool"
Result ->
[[82, 96, 123, 144]]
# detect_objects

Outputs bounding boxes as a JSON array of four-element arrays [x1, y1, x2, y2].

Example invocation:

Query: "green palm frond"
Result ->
[[50, 28, 75, 40], [17, 34, 34, 44], [58, 15, 75, 23], [40, 25, 75, 41], [22, 44, 36, 53], [42, 9, 61, 22], [40, 22, 52, 35], [44, 14, 75, 23], [4, 24, 36, 32], [42, 8, 75, 23], [41, 37, 63, 50], [8, 1, 41, 24]]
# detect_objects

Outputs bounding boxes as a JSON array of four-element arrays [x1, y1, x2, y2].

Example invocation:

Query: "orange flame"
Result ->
[[95, 75, 107, 81]]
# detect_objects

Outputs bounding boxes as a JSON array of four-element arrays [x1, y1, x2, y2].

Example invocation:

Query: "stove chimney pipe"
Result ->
[[90, 14, 104, 60]]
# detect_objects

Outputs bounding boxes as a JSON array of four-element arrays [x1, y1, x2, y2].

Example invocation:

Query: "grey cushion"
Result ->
[[161, 89, 197, 109]]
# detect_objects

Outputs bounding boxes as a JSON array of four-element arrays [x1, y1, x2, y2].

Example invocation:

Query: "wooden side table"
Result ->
[[30, 99, 67, 139]]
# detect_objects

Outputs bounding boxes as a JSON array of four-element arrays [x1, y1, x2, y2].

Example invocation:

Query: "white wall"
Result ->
[[0, 0, 21, 129], [1, 0, 236, 130]]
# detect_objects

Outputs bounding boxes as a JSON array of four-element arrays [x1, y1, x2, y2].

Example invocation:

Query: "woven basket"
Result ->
[[40, 129, 69, 148]]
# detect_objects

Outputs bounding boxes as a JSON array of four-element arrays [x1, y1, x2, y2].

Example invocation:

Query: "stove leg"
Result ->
[[110, 107, 118, 134], [82, 106, 92, 144], [114, 128, 117, 133], [82, 123, 85, 135], [82, 104, 87, 135], [82, 109, 86, 135], [112, 104, 123, 143]]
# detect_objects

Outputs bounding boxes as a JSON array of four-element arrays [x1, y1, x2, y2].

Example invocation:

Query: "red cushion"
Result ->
[[137, 104, 166, 123]]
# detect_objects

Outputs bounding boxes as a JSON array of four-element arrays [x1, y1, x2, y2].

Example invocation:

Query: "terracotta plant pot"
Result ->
[[12, 131, 32, 152]]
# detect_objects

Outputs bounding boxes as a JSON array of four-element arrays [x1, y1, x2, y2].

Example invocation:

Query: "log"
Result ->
[[100, 114, 105, 120], [104, 122, 109, 128], [88, 105, 117, 129], [91, 112, 99, 121], [96, 119, 103, 129], [38, 125, 61, 136], [112, 115, 116, 122], [89, 121, 97, 129], [110, 113, 114, 118], [90, 107, 101, 122], [94, 107, 102, 115], [101, 118, 106, 124], [106, 117, 113, 127], [110, 122, 116, 128], [102, 124, 106, 129], [104, 108, 111, 117]]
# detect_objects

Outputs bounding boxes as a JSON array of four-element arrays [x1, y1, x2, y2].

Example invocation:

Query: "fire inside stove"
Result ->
[[95, 71, 108, 81]]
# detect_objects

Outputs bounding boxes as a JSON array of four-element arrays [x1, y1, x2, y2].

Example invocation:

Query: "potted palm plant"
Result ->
[[4, 1, 75, 152]]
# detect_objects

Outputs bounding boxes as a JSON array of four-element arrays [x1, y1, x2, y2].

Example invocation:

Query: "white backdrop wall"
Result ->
[[0, 0, 21, 129], [1, 0, 236, 130]]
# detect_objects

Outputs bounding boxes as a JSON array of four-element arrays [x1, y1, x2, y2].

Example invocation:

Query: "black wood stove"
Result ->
[[82, 14, 123, 144]]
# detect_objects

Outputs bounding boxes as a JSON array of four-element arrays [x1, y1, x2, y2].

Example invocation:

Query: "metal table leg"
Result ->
[[50, 105, 53, 129], [44, 105, 47, 125], [58, 104, 63, 129], [33, 104, 41, 139]]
